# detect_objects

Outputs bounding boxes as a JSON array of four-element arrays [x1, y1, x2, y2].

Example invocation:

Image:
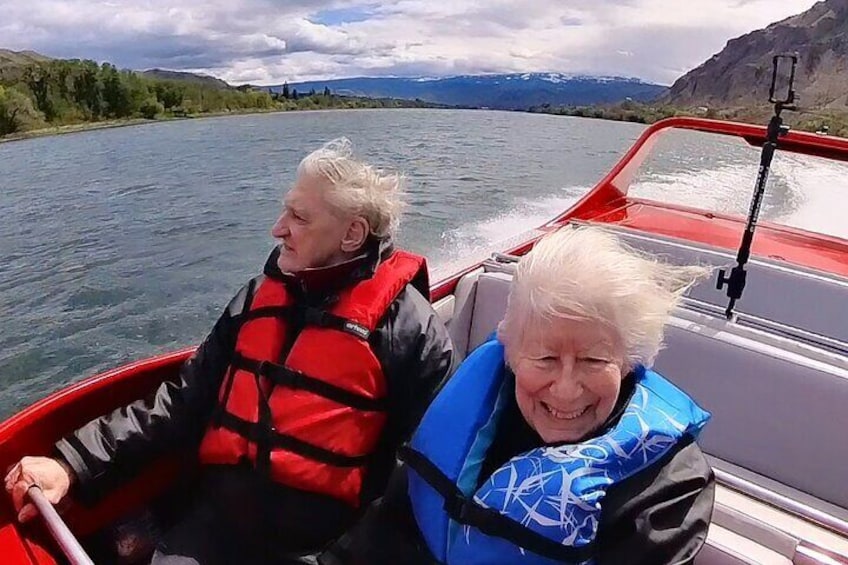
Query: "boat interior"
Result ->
[[1, 221, 847, 564], [430, 221, 848, 564], [1, 117, 847, 563]]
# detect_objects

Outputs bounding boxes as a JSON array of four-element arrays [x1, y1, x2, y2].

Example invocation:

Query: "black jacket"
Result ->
[[55, 242, 455, 556], [320, 373, 715, 565]]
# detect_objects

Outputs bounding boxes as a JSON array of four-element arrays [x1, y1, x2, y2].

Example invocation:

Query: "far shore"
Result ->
[[6, 104, 840, 145], [0, 105, 481, 145], [0, 107, 292, 144], [0, 105, 646, 145]]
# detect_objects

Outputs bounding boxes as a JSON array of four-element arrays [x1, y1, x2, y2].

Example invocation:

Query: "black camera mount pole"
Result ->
[[717, 53, 798, 319]]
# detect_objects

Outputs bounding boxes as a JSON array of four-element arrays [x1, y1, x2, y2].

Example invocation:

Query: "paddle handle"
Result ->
[[27, 486, 94, 565]]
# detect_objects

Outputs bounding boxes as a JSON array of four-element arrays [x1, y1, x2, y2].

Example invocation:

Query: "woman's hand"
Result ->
[[4, 456, 75, 522]]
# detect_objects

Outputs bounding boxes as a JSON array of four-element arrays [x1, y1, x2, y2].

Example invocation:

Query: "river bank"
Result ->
[[0, 107, 322, 144], [7, 101, 842, 146], [528, 101, 848, 137], [0, 118, 157, 143], [0, 96, 455, 144]]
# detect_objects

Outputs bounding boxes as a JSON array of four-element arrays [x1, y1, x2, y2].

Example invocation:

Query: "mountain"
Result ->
[[270, 73, 667, 110], [0, 49, 233, 91], [0, 49, 52, 82], [1, 51, 665, 110], [0, 49, 51, 67], [667, 0, 848, 109], [140, 69, 231, 90]]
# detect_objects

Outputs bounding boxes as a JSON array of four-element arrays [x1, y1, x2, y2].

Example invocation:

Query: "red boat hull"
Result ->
[[0, 350, 194, 563]]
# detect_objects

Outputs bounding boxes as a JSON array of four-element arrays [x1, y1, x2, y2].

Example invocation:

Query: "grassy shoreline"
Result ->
[[4, 102, 846, 145], [528, 102, 848, 137], [0, 118, 155, 143], [0, 107, 296, 144], [0, 100, 461, 144]]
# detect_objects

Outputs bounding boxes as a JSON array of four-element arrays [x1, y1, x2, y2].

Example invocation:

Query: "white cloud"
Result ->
[[0, 0, 820, 85]]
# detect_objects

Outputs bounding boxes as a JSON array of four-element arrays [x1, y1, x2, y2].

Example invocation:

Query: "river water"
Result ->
[[1, 108, 845, 417]]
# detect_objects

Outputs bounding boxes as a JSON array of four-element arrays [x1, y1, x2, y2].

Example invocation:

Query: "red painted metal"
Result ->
[[1, 116, 847, 562]]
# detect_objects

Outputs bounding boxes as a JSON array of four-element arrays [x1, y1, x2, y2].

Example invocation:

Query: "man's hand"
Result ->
[[4, 456, 75, 523]]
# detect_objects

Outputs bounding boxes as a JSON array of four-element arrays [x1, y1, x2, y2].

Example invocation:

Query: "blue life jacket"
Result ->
[[403, 336, 711, 564]]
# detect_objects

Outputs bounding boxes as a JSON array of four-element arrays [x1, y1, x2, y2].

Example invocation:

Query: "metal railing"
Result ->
[[714, 469, 848, 539], [28, 486, 94, 565]]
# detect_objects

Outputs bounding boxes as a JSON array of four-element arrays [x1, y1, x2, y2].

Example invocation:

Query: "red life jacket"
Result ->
[[198, 250, 428, 507]]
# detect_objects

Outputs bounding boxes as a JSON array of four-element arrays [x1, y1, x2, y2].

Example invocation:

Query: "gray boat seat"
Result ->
[[578, 223, 848, 344], [655, 315, 848, 509]]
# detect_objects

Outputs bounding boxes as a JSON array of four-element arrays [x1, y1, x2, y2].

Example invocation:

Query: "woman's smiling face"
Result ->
[[510, 316, 626, 444]]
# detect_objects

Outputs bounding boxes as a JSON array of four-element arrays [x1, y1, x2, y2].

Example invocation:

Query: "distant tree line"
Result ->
[[276, 83, 332, 101], [528, 99, 679, 124], [0, 59, 448, 138], [0, 59, 279, 135], [528, 99, 848, 137]]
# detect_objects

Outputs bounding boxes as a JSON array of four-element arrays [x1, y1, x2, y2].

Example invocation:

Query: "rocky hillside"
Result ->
[[140, 69, 231, 89], [667, 0, 848, 110], [0, 49, 51, 82], [0, 50, 233, 89]]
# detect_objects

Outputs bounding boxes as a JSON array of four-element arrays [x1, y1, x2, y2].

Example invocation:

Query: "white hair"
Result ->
[[296, 137, 405, 240], [498, 225, 711, 369]]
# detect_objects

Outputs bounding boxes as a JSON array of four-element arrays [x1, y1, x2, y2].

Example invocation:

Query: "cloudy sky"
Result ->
[[0, 0, 819, 86]]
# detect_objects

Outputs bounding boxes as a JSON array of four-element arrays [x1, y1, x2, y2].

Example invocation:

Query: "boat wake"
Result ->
[[770, 153, 848, 241], [431, 152, 848, 278], [631, 154, 848, 241], [430, 190, 585, 279]]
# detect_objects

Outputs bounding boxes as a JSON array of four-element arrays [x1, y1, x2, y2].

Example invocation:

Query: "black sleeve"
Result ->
[[372, 284, 456, 444], [355, 284, 454, 506], [596, 437, 715, 565], [319, 465, 437, 565], [54, 283, 251, 503]]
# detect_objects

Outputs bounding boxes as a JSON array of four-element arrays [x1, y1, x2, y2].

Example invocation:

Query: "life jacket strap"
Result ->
[[300, 306, 372, 340], [217, 411, 372, 468], [239, 305, 293, 323], [237, 304, 371, 341], [234, 353, 388, 412], [399, 446, 597, 563]]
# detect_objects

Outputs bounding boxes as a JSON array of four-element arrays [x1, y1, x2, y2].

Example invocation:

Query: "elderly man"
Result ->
[[5, 138, 455, 564]]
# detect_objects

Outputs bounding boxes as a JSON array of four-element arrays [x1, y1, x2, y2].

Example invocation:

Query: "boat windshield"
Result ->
[[627, 127, 848, 243]]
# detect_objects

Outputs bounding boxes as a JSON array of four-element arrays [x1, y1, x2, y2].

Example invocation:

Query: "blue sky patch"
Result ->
[[310, 4, 378, 25]]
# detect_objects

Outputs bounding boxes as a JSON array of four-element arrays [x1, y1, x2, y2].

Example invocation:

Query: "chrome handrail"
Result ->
[[28, 486, 94, 565], [794, 540, 848, 564], [714, 469, 848, 539]]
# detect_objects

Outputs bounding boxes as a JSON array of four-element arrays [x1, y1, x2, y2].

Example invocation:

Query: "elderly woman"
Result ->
[[5, 138, 455, 564], [321, 226, 714, 565]]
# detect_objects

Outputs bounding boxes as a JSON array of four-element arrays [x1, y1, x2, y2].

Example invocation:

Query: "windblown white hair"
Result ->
[[498, 225, 711, 368], [296, 137, 405, 240]]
